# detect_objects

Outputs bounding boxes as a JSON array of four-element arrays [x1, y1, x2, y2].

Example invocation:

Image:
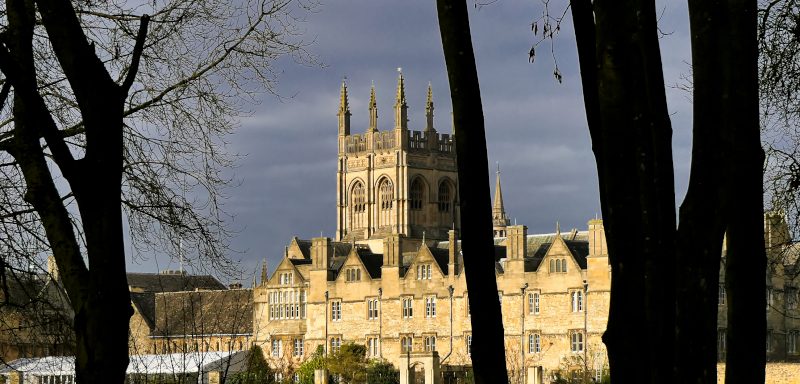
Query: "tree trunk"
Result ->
[[573, 0, 678, 382], [2, 0, 141, 381], [688, 0, 768, 382], [435, 1, 509, 383]]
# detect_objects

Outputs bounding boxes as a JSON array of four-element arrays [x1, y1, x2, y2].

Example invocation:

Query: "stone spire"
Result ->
[[425, 82, 435, 132], [394, 68, 408, 130], [492, 163, 511, 237], [368, 82, 378, 132], [338, 79, 351, 136], [260, 258, 268, 285]]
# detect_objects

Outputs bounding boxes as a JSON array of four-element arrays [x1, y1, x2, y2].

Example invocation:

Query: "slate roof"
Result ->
[[153, 289, 253, 337], [127, 273, 225, 293], [429, 247, 450, 275], [358, 251, 383, 279], [130, 292, 156, 329]]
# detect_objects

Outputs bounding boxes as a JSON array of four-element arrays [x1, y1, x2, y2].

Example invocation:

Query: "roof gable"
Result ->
[[405, 244, 447, 279]]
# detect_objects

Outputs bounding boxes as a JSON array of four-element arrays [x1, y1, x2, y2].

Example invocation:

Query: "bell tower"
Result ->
[[335, 70, 460, 242]]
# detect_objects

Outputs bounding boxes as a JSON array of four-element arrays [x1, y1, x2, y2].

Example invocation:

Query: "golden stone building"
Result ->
[[252, 74, 613, 379]]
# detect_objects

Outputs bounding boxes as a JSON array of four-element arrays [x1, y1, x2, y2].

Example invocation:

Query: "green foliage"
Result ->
[[296, 345, 326, 384], [365, 359, 399, 384], [326, 343, 368, 384], [228, 345, 273, 384]]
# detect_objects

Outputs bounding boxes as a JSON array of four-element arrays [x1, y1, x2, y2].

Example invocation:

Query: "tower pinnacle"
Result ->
[[337, 79, 351, 135], [425, 82, 435, 132], [492, 163, 511, 237], [368, 82, 378, 132], [394, 69, 408, 130]]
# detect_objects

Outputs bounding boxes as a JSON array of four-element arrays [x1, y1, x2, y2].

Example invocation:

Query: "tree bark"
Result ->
[[688, 0, 768, 382], [436, 1, 509, 383], [1, 0, 147, 381], [572, 0, 678, 382]]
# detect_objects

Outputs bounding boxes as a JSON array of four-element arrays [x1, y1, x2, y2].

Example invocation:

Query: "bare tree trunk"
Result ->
[[689, 0, 768, 382], [1, 0, 148, 381], [571, 0, 677, 382], [435, 1, 508, 383]]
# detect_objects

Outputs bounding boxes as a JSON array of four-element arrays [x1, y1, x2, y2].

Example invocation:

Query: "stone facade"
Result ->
[[252, 74, 613, 379]]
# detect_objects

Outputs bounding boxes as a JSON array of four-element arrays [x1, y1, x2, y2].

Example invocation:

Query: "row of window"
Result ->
[[271, 338, 305, 357], [271, 332, 589, 363], [278, 272, 294, 285], [268, 290, 307, 320], [717, 329, 800, 357], [325, 290, 586, 323], [155, 339, 246, 354], [409, 178, 453, 213], [719, 285, 799, 311], [549, 258, 568, 273], [525, 291, 584, 314], [329, 296, 438, 321]]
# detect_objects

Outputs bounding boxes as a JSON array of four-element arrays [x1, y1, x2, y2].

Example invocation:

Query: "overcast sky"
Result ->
[[127, 1, 696, 281]]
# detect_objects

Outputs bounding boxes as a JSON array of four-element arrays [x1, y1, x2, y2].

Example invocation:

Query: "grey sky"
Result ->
[[127, 1, 696, 281]]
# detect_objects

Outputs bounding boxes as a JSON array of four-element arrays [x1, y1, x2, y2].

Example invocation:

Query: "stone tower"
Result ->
[[336, 71, 460, 241]]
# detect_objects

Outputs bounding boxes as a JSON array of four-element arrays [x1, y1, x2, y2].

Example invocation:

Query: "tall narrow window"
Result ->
[[788, 330, 798, 354], [570, 332, 584, 353], [330, 337, 342, 354], [367, 298, 379, 320], [571, 291, 583, 312], [529, 292, 540, 315], [410, 178, 424, 210], [425, 296, 437, 318], [351, 182, 366, 229], [378, 178, 394, 227], [719, 284, 727, 306], [293, 338, 304, 357], [331, 301, 341, 321], [401, 336, 413, 353], [438, 182, 451, 212], [528, 333, 541, 354], [403, 297, 414, 318]]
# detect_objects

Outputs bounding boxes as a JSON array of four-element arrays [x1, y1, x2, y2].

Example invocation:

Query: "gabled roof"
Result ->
[[428, 247, 450, 275], [525, 239, 589, 272], [153, 289, 253, 337], [127, 273, 225, 293], [130, 292, 156, 329]]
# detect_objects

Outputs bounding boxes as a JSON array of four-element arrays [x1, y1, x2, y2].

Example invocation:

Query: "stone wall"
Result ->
[[716, 363, 800, 384]]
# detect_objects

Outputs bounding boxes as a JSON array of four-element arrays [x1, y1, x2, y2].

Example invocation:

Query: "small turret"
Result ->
[[260, 258, 268, 286], [368, 83, 378, 132], [492, 164, 511, 237], [338, 79, 351, 136], [425, 82, 435, 132], [394, 68, 408, 130]]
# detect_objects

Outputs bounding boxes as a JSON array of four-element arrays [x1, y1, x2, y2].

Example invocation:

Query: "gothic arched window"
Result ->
[[410, 178, 424, 211], [378, 178, 394, 227], [351, 181, 366, 229], [438, 181, 451, 212]]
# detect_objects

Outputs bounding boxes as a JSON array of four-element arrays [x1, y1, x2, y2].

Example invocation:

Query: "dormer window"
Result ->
[[416, 264, 432, 280], [548, 258, 568, 273], [280, 272, 294, 285], [346, 267, 361, 282]]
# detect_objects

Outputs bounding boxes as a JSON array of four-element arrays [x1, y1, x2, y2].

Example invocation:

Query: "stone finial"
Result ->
[[338, 79, 351, 136], [368, 82, 378, 132], [260, 258, 268, 285], [394, 69, 408, 130], [425, 82, 435, 132], [492, 163, 510, 237]]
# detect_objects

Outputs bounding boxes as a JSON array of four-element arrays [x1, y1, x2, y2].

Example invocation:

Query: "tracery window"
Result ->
[[378, 178, 394, 227], [351, 182, 366, 229], [410, 178, 424, 210], [438, 182, 451, 212]]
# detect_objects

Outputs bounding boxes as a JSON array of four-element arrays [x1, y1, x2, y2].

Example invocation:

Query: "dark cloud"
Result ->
[[128, 1, 695, 279]]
